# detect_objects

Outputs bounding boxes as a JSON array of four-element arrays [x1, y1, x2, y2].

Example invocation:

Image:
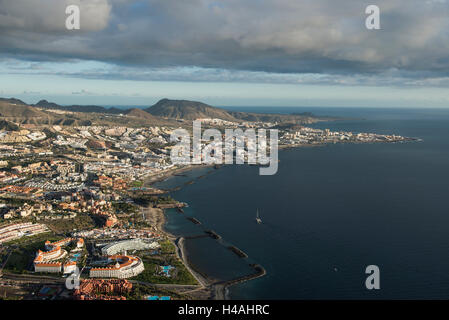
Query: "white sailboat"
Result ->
[[256, 209, 262, 224]]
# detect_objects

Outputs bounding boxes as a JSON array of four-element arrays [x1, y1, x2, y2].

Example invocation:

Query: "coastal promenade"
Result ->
[[175, 236, 267, 300], [175, 237, 209, 288]]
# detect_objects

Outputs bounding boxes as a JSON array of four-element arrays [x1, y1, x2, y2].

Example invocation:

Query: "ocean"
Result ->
[[154, 107, 449, 299]]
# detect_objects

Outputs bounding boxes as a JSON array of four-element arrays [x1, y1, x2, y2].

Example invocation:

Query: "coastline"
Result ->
[[142, 165, 223, 299], [144, 165, 202, 185], [143, 163, 269, 300], [142, 194, 227, 299], [175, 237, 227, 299], [141, 138, 418, 300]]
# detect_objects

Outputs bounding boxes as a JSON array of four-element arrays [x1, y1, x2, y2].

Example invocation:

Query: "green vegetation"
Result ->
[[133, 257, 197, 285], [132, 245, 197, 286], [42, 128, 57, 139], [4, 232, 54, 247], [0, 197, 36, 206], [112, 202, 139, 215], [130, 180, 144, 188], [156, 195, 176, 204], [159, 240, 176, 254], [131, 195, 176, 207], [44, 214, 95, 234], [131, 194, 157, 206], [124, 283, 185, 300], [0, 233, 62, 274]]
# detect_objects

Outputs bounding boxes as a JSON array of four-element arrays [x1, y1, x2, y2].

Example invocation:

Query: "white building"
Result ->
[[34, 263, 62, 273], [63, 261, 77, 274], [89, 255, 144, 279], [101, 239, 160, 256]]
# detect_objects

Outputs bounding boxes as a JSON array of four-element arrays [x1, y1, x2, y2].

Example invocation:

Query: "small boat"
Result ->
[[256, 209, 262, 224]]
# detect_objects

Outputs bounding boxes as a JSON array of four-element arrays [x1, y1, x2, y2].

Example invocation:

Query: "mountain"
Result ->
[[34, 100, 60, 109], [145, 98, 322, 124], [145, 99, 238, 121], [0, 100, 49, 118], [0, 97, 179, 127], [0, 96, 324, 127], [0, 100, 58, 126]]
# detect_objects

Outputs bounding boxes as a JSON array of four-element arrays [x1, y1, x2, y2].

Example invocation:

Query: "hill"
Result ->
[[145, 99, 238, 121], [228, 111, 319, 124], [0, 96, 325, 127], [34, 100, 123, 114], [0, 98, 28, 106], [0, 98, 181, 127], [145, 98, 322, 125], [0, 101, 50, 118], [124, 108, 158, 120], [123, 108, 176, 125]]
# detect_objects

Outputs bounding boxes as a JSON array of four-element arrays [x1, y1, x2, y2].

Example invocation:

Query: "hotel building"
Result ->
[[89, 255, 144, 279], [34, 237, 84, 273]]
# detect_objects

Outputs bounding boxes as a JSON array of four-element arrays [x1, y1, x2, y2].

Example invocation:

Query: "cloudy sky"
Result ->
[[1, 0, 449, 107]]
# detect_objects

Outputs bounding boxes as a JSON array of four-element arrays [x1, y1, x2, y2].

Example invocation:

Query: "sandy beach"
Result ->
[[144, 165, 200, 185], [142, 206, 166, 235]]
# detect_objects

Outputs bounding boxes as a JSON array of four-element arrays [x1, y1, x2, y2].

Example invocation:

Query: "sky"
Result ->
[[1, 0, 449, 108]]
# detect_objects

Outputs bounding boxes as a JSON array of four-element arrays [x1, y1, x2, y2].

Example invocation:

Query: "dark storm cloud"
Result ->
[[1, 0, 449, 82]]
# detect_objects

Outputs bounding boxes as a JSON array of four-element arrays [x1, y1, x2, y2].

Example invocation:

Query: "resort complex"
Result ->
[[33, 237, 85, 274], [89, 255, 145, 279]]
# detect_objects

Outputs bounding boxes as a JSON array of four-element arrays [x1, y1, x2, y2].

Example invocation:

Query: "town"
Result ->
[[0, 104, 415, 300]]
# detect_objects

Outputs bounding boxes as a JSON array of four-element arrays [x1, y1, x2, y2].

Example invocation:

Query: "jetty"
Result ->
[[205, 230, 221, 240], [227, 264, 266, 286], [187, 217, 202, 225], [176, 207, 184, 213], [156, 202, 186, 209], [185, 234, 209, 240], [211, 264, 267, 299], [228, 246, 248, 258]]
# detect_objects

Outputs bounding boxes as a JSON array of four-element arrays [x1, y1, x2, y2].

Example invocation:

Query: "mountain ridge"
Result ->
[[0, 97, 323, 126]]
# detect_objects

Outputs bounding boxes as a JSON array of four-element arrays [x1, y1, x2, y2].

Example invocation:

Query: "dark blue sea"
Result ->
[[154, 107, 449, 299]]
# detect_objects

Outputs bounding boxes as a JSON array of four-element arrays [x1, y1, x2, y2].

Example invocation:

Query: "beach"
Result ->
[[144, 165, 200, 185]]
